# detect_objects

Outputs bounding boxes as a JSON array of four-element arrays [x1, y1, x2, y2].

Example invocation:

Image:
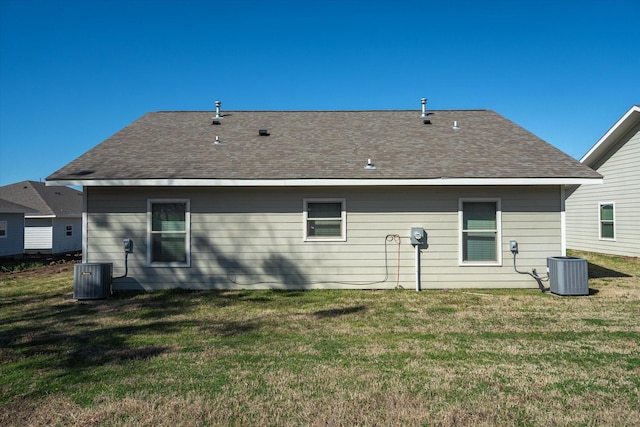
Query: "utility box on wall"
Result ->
[[73, 263, 113, 300], [410, 227, 427, 247], [547, 256, 589, 296]]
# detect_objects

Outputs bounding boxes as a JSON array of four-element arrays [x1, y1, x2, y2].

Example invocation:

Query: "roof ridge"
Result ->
[[148, 109, 491, 113]]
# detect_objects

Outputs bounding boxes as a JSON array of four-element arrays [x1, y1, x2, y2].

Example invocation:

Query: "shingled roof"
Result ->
[[0, 198, 36, 214], [47, 109, 601, 185], [0, 181, 82, 217]]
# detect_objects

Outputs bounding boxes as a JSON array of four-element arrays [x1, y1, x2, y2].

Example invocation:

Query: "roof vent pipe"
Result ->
[[421, 98, 427, 118], [215, 100, 222, 119], [364, 159, 377, 170]]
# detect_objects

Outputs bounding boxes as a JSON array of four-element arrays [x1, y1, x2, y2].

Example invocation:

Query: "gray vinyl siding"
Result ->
[[566, 122, 640, 257], [85, 185, 562, 291], [0, 213, 25, 257]]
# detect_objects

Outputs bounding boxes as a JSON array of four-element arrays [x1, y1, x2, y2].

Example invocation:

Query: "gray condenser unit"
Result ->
[[73, 263, 113, 300], [547, 256, 588, 296]]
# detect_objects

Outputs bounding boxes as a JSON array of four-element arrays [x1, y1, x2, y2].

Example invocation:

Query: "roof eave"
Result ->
[[47, 177, 603, 187], [580, 105, 640, 165]]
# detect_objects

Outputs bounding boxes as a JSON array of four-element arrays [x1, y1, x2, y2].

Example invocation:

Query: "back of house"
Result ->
[[47, 101, 602, 291]]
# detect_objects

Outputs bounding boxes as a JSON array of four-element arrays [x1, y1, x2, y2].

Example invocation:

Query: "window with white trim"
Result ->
[[599, 202, 615, 240], [0, 221, 6, 238], [304, 199, 346, 241], [459, 198, 501, 264], [148, 200, 190, 266]]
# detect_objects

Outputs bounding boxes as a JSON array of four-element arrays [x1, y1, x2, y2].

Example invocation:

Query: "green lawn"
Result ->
[[1, 250, 639, 426]]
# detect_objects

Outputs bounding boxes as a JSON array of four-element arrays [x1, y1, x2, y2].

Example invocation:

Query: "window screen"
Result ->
[[150, 201, 188, 264], [462, 201, 498, 262], [599, 203, 615, 239], [304, 200, 345, 240]]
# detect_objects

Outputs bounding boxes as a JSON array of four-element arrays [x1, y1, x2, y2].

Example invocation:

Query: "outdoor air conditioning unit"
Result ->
[[73, 263, 113, 300], [547, 256, 589, 296]]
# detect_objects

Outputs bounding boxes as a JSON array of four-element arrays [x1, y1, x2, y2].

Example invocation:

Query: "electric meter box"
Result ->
[[410, 227, 427, 246]]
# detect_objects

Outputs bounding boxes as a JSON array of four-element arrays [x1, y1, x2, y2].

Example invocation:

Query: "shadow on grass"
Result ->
[[65, 341, 169, 366], [202, 320, 260, 337], [314, 305, 366, 318], [588, 262, 632, 279], [0, 289, 266, 380]]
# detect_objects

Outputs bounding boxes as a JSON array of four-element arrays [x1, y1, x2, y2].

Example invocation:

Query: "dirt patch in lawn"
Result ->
[[0, 254, 81, 279]]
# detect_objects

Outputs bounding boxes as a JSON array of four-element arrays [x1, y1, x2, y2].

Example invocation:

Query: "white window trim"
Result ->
[[147, 199, 191, 267], [303, 198, 347, 242], [0, 221, 7, 238], [458, 198, 502, 266], [598, 201, 616, 241]]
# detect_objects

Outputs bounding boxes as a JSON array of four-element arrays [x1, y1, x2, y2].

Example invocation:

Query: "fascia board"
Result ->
[[580, 106, 640, 165], [47, 177, 603, 187]]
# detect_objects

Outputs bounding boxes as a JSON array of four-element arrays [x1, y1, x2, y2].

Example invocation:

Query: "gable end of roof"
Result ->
[[580, 105, 640, 166]]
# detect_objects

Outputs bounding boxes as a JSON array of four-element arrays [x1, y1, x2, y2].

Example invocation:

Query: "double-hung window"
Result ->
[[0, 221, 6, 238], [459, 198, 501, 265], [148, 200, 190, 266], [599, 202, 615, 240], [65, 225, 73, 237], [304, 199, 346, 241]]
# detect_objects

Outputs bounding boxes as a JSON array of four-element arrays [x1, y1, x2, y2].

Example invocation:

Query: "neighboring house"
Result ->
[[0, 181, 83, 255], [0, 199, 36, 258], [566, 105, 640, 257], [46, 102, 602, 291]]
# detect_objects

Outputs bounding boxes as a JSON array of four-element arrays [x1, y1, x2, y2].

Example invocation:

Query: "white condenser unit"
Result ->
[[73, 263, 113, 300]]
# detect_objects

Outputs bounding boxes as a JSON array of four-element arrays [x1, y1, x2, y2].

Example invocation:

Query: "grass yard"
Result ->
[[1, 250, 639, 426]]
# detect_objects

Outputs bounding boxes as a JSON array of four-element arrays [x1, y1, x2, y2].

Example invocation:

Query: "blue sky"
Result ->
[[1, 0, 638, 186]]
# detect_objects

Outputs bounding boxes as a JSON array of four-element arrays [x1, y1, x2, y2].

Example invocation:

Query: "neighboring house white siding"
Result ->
[[84, 186, 563, 291], [566, 111, 640, 257], [24, 219, 53, 251], [24, 217, 82, 254], [0, 213, 25, 257]]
